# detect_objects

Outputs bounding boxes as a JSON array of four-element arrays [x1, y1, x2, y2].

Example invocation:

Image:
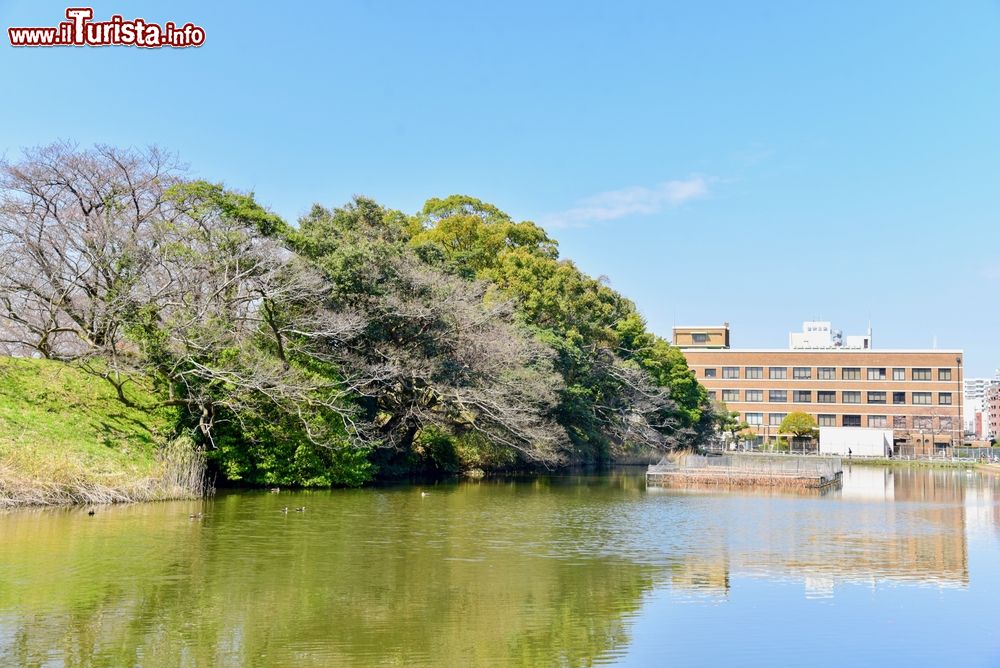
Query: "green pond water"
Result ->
[[2, 466, 1000, 667]]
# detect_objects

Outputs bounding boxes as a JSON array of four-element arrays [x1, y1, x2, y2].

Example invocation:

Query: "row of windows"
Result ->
[[740, 413, 955, 429], [705, 367, 953, 381], [711, 390, 952, 405]]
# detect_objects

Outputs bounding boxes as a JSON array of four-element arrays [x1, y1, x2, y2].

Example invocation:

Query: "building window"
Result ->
[[817, 391, 836, 403], [793, 390, 812, 403], [868, 415, 888, 428], [769, 367, 787, 380], [892, 368, 905, 381], [867, 368, 886, 381], [704, 368, 717, 378], [842, 368, 861, 380], [793, 367, 812, 380], [912, 392, 931, 405], [940, 417, 953, 430], [843, 415, 862, 427], [769, 413, 786, 426], [692, 333, 709, 343], [893, 392, 906, 405], [745, 390, 763, 402], [707, 391, 716, 401], [818, 414, 837, 427], [938, 369, 952, 381], [722, 367, 739, 379], [843, 391, 861, 404], [745, 366, 763, 379], [939, 392, 952, 405], [914, 416, 932, 429], [768, 390, 787, 402], [912, 368, 931, 381], [893, 415, 907, 429], [867, 391, 886, 404], [745, 412, 763, 426], [818, 367, 835, 380], [722, 389, 739, 403]]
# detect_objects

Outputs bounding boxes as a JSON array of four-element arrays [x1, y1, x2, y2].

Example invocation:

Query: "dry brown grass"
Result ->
[[0, 438, 210, 508]]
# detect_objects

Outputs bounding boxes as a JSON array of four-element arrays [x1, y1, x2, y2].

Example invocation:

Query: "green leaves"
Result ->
[[411, 195, 711, 457], [166, 181, 288, 237], [778, 412, 818, 439]]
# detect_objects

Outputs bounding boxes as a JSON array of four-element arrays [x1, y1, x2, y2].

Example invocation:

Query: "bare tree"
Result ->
[[589, 348, 692, 453], [0, 142, 179, 360], [0, 144, 364, 450], [328, 255, 568, 464]]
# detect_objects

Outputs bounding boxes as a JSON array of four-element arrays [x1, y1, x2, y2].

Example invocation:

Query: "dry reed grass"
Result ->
[[0, 438, 211, 508]]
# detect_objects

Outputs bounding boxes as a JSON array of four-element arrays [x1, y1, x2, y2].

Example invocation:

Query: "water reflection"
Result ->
[[0, 467, 998, 666], [650, 467, 976, 597]]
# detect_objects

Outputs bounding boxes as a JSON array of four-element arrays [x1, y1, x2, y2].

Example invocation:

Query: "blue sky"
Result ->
[[2, 1, 998, 375]]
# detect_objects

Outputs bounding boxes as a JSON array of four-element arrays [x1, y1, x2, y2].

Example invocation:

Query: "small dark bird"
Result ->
[[280, 507, 290, 513], [294, 506, 306, 512], [87, 510, 95, 516], [189, 513, 203, 519]]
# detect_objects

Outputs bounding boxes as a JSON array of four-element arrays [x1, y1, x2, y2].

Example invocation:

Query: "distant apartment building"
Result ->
[[964, 376, 999, 439], [675, 321, 964, 450], [989, 385, 1000, 441]]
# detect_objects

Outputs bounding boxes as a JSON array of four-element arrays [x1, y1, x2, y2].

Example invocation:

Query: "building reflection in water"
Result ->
[[660, 467, 974, 598]]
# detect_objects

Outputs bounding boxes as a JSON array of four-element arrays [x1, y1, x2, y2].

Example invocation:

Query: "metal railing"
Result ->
[[651, 453, 842, 480], [703, 440, 994, 463]]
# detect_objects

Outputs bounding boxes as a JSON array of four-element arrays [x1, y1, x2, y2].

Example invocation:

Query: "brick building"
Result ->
[[676, 322, 964, 451]]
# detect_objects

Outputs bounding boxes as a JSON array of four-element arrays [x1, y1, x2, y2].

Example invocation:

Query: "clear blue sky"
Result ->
[[2, 1, 998, 375]]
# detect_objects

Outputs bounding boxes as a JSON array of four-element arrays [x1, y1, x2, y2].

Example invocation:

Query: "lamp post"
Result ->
[[956, 355, 963, 451]]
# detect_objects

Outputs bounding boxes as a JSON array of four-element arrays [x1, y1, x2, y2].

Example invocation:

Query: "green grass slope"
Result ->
[[0, 357, 205, 507]]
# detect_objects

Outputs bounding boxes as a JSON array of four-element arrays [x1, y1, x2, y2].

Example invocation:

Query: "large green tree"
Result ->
[[779, 412, 818, 439], [409, 195, 711, 459]]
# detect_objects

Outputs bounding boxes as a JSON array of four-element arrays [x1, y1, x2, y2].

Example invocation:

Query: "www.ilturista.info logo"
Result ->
[[8, 8, 205, 48]]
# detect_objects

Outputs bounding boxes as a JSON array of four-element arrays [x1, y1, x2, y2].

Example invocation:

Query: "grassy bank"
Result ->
[[0, 358, 207, 507]]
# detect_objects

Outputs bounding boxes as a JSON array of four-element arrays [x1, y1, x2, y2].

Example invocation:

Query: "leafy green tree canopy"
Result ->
[[779, 412, 818, 439]]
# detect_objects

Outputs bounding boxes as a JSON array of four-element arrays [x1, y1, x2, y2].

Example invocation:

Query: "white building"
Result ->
[[819, 427, 893, 457], [788, 321, 872, 350]]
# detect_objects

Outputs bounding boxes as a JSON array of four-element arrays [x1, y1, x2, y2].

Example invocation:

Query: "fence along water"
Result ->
[[647, 453, 843, 489]]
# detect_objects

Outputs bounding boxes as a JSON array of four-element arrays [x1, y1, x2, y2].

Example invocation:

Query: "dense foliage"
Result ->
[[779, 412, 818, 439], [0, 144, 713, 486]]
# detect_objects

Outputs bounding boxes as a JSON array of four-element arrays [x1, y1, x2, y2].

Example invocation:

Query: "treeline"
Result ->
[[0, 144, 713, 486]]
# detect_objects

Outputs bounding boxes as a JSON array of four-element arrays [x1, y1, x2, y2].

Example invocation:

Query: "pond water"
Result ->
[[2, 466, 1000, 666]]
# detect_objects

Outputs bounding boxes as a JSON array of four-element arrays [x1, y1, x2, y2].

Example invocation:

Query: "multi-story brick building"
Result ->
[[676, 322, 964, 451]]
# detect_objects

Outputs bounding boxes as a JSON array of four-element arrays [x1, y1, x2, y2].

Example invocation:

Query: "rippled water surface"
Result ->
[[3, 466, 1000, 666]]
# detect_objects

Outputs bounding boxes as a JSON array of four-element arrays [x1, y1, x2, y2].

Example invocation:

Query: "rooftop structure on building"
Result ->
[[789, 321, 872, 350]]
